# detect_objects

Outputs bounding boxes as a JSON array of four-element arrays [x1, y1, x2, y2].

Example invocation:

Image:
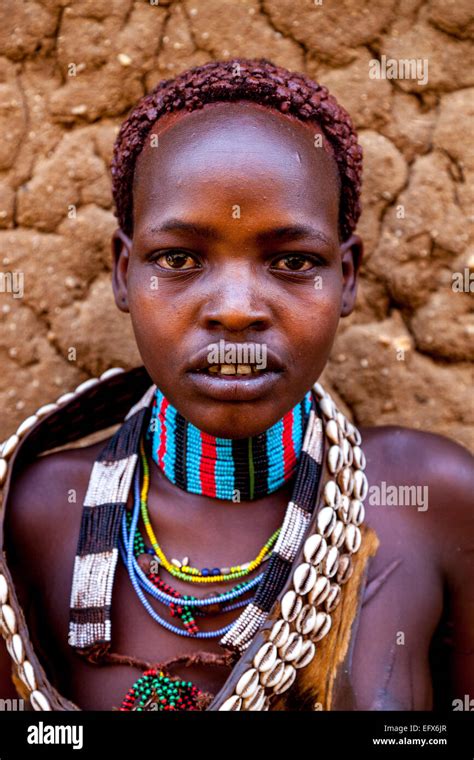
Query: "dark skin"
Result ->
[[2, 101, 473, 710]]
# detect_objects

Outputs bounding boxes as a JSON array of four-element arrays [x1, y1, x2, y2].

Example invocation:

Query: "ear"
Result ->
[[339, 233, 363, 317], [112, 228, 133, 313]]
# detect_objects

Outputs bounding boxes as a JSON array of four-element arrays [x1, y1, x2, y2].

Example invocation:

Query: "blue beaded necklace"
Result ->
[[147, 387, 312, 500]]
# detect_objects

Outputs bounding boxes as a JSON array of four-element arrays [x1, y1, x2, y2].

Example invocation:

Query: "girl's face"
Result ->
[[112, 101, 362, 438]]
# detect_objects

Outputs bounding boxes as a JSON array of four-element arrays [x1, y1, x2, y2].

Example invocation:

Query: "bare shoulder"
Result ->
[[359, 424, 473, 494], [359, 424, 474, 573], [4, 437, 113, 584]]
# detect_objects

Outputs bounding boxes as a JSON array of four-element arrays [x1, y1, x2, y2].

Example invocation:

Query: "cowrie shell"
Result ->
[[350, 499, 365, 526], [273, 664, 297, 695], [325, 419, 340, 444], [341, 438, 353, 467], [260, 659, 285, 688], [317, 506, 336, 538], [337, 467, 354, 496], [35, 403, 58, 418], [1, 604, 16, 634], [330, 520, 345, 548], [16, 415, 38, 438], [243, 685, 266, 711], [313, 382, 325, 399], [323, 480, 341, 507], [322, 546, 339, 578], [57, 391, 76, 405], [347, 424, 362, 446], [0, 459, 7, 486], [253, 642, 278, 673], [100, 367, 125, 381], [338, 495, 351, 523], [303, 534, 327, 566], [2, 435, 19, 460], [18, 660, 36, 691], [308, 575, 331, 606], [293, 563, 317, 596], [279, 632, 303, 662], [353, 470, 368, 500], [219, 695, 242, 711], [352, 445, 366, 470], [30, 690, 51, 711], [235, 668, 260, 698], [311, 612, 332, 642], [6, 633, 24, 665], [0, 574, 8, 605], [324, 583, 342, 613], [281, 590, 303, 622], [319, 397, 335, 419], [336, 411, 349, 435], [327, 445, 343, 474], [293, 639, 316, 669], [269, 619, 290, 648], [295, 604, 317, 636], [345, 524, 362, 553], [75, 378, 100, 394], [336, 554, 353, 585]]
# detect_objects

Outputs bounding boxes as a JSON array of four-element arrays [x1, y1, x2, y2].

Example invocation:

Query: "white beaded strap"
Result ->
[[0, 367, 125, 711], [218, 382, 368, 711]]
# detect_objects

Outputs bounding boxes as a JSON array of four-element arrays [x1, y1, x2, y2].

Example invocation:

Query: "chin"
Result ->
[[181, 400, 282, 439]]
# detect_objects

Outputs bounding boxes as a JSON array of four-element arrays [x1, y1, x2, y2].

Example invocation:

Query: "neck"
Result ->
[[146, 388, 314, 501]]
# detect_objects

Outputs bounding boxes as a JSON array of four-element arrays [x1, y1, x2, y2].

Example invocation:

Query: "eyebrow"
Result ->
[[144, 219, 333, 246]]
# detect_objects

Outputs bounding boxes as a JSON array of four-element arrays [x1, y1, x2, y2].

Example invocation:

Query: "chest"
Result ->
[[30, 492, 443, 711]]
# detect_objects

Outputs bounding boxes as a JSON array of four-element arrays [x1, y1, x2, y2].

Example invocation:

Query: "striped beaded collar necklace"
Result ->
[[146, 387, 313, 501]]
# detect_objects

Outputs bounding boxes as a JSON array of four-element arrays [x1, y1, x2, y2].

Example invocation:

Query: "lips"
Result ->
[[186, 345, 285, 374], [185, 368, 284, 402], [185, 343, 285, 401]]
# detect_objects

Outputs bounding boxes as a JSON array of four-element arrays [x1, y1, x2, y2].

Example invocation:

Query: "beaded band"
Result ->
[[148, 387, 313, 500]]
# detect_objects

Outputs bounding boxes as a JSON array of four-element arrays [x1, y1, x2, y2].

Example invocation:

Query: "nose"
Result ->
[[199, 264, 271, 334]]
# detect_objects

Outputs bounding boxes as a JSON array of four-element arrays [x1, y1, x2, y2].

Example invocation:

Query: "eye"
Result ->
[[153, 250, 200, 270], [271, 254, 318, 272]]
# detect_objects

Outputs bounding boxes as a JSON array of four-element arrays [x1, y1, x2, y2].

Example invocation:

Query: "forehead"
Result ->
[[132, 100, 340, 235]]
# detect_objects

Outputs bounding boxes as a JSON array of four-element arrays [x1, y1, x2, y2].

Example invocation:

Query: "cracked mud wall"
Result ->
[[0, 0, 472, 450]]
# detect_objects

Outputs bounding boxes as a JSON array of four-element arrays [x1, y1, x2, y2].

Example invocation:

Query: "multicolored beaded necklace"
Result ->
[[147, 387, 312, 500], [120, 669, 205, 711], [138, 439, 280, 581], [121, 440, 278, 635]]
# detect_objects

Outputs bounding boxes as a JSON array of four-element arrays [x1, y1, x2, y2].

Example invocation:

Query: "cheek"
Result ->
[[285, 277, 342, 350], [281, 287, 342, 386], [126, 266, 178, 358]]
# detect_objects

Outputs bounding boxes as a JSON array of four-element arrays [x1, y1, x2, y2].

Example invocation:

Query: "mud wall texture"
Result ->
[[0, 0, 472, 451]]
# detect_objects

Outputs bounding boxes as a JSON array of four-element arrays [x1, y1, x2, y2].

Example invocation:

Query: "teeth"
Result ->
[[205, 364, 262, 375]]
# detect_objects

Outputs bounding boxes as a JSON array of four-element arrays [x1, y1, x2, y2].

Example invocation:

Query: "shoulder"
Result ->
[[4, 437, 113, 585], [359, 425, 474, 474], [360, 424, 473, 494], [360, 425, 474, 578]]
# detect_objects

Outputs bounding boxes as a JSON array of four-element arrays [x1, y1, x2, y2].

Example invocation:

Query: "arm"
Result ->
[[431, 437, 474, 703]]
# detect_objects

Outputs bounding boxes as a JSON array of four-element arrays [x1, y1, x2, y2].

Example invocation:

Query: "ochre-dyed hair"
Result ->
[[111, 57, 363, 242]]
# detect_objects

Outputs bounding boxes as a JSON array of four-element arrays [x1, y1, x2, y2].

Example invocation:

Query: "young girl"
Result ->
[[0, 58, 472, 712]]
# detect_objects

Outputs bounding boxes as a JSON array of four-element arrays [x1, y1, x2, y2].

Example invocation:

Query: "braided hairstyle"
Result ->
[[111, 57, 363, 242]]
